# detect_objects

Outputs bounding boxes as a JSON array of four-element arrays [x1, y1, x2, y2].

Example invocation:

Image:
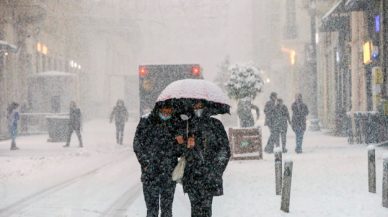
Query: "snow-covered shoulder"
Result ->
[[141, 112, 150, 119]]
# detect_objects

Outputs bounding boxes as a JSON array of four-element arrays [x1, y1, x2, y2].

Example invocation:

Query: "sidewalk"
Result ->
[[1, 118, 388, 216], [0, 119, 138, 209], [128, 120, 388, 216]]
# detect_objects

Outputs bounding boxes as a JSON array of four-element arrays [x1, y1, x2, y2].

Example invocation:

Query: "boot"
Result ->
[[79, 142, 83, 148], [63, 144, 70, 148], [10, 142, 19, 150]]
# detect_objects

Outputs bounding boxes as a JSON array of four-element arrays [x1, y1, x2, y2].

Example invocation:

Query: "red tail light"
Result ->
[[193, 67, 199, 74], [140, 67, 146, 75]]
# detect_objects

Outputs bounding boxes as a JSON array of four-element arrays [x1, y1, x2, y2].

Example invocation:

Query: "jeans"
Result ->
[[295, 130, 305, 151], [9, 126, 17, 143], [265, 127, 280, 152], [143, 180, 176, 217], [280, 130, 287, 148], [115, 122, 125, 144], [188, 193, 213, 217]]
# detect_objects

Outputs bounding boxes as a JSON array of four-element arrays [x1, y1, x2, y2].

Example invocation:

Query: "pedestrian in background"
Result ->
[[7, 102, 20, 150], [110, 99, 129, 145], [63, 101, 83, 148], [275, 98, 290, 153], [237, 98, 260, 128], [291, 94, 309, 154], [264, 92, 279, 153]]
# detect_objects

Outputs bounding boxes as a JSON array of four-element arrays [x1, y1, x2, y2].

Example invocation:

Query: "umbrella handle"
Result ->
[[186, 121, 189, 139]]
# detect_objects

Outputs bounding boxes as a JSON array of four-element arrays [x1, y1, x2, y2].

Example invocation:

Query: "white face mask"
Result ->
[[194, 109, 204, 117]]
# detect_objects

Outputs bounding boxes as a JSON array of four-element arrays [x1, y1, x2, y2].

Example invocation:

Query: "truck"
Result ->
[[139, 64, 203, 115]]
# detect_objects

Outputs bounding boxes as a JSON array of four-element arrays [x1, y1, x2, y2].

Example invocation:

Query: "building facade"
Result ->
[[0, 0, 136, 139]]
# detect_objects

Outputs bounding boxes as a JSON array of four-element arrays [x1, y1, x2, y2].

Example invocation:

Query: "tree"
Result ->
[[225, 61, 264, 100], [214, 55, 230, 92]]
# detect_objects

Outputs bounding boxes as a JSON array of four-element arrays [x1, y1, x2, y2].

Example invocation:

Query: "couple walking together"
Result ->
[[264, 92, 309, 154], [134, 100, 231, 217]]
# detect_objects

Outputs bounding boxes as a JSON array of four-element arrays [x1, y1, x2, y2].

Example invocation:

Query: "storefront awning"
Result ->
[[345, 0, 368, 11], [320, 0, 349, 32], [322, 0, 346, 21]]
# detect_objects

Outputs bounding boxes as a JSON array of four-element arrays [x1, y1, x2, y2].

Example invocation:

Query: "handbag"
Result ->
[[172, 119, 189, 183], [172, 156, 186, 183]]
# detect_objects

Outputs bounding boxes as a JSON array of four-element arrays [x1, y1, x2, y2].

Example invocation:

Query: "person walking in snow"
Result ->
[[291, 94, 309, 154], [264, 92, 279, 153], [63, 101, 83, 148], [274, 98, 290, 153], [181, 101, 231, 217], [133, 103, 185, 217], [7, 102, 20, 150], [110, 99, 129, 145], [237, 98, 260, 128]]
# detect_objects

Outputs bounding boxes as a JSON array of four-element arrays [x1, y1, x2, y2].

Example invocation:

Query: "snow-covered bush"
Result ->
[[225, 61, 264, 100]]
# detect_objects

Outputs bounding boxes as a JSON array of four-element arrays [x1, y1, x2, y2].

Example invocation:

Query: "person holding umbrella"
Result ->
[[154, 79, 231, 217], [180, 100, 231, 217], [133, 102, 185, 217]]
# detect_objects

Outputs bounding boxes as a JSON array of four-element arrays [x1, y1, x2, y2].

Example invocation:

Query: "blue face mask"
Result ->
[[159, 113, 172, 121]]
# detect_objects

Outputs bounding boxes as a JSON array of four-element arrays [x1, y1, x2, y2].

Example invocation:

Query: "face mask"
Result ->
[[159, 113, 172, 121], [194, 109, 204, 117]]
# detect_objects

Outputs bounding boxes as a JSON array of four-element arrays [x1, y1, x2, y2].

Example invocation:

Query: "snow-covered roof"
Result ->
[[0, 40, 8, 46], [32, 71, 76, 77]]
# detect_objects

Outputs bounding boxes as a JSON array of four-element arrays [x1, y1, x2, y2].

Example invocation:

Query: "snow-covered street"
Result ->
[[1, 118, 388, 216]]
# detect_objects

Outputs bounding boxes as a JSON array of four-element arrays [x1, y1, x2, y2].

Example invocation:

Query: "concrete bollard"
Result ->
[[383, 153, 388, 208], [368, 145, 376, 193], [281, 157, 293, 213], [274, 147, 282, 195]]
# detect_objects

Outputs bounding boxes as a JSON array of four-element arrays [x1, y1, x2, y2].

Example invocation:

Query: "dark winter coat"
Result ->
[[291, 101, 309, 132], [264, 99, 277, 128], [69, 108, 81, 128], [274, 104, 290, 132], [237, 101, 260, 128], [110, 105, 129, 123], [133, 111, 185, 184], [182, 114, 231, 197]]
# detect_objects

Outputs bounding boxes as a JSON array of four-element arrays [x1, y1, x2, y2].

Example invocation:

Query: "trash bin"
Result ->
[[46, 115, 70, 142]]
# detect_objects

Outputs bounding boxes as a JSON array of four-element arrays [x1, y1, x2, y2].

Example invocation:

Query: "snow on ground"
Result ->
[[0, 119, 139, 214], [1, 118, 388, 216]]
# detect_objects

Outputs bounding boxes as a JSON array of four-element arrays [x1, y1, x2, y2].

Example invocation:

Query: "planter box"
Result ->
[[229, 127, 262, 160]]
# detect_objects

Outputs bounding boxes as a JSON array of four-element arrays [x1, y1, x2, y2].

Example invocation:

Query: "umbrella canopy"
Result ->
[[156, 79, 231, 115]]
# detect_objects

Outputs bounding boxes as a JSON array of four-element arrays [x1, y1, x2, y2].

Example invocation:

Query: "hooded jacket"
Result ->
[[133, 108, 186, 184], [110, 101, 129, 123], [182, 109, 231, 196]]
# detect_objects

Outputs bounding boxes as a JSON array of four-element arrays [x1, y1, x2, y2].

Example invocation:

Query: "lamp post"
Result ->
[[309, 0, 320, 131]]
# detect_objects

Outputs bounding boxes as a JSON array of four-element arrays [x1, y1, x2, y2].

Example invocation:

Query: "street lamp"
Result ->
[[309, 0, 320, 131]]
